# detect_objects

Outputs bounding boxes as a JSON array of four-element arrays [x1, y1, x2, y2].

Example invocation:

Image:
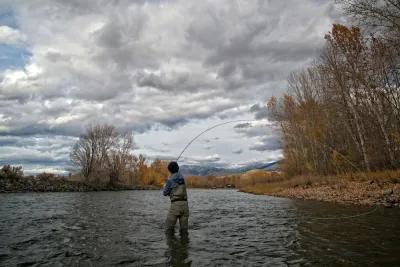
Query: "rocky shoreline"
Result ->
[[0, 176, 161, 193], [4, 172, 399, 208], [241, 179, 400, 207]]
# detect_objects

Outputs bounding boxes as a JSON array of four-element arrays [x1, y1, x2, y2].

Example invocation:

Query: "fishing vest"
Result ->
[[170, 182, 188, 202]]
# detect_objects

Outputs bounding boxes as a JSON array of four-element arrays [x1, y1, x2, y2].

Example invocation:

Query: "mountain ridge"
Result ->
[[179, 160, 281, 176]]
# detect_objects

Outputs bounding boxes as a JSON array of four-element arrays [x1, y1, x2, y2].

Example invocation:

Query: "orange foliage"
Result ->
[[327, 24, 362, 54], [185, 170, 281, 189], [135, 157, 169, 186]]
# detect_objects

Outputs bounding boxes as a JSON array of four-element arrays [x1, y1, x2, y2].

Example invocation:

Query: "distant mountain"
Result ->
[[179, 160, 281, 176]]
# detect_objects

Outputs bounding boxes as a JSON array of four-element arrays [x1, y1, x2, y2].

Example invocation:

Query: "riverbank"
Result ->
[[240, 170, 400, 207], [0, 175, 161, 193]]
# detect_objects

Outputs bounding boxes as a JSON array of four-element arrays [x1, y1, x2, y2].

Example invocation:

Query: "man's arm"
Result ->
[[163, 179, 173, 196]]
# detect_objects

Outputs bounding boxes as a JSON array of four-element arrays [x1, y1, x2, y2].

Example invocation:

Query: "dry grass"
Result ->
[[241, 169, 400, 192], [239, 169, 400, 206]]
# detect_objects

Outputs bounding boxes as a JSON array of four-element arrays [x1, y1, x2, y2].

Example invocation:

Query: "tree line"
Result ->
[[186, 170, 281, 189], [267, 0, 400, 176], [70, 124, 169, 186]]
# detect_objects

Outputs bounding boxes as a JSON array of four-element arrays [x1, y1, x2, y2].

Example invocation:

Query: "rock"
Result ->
[[383, 189, 393, 196], [386, 198, 396, 204]]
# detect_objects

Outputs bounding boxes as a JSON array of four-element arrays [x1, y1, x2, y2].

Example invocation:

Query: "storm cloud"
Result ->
[[0, 0, 342, 172]]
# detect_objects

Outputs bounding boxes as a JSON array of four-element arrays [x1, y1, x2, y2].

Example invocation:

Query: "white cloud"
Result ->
[[0, 25, 26, 45]]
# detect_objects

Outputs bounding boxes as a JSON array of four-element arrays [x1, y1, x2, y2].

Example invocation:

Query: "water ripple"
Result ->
[[0, 190, 399, 266]]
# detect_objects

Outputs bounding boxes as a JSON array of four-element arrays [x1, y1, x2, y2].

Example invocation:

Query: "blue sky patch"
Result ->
[[0, 8, 29, 70], [0, 8, 18, 28], [0, 44, 30, 71]]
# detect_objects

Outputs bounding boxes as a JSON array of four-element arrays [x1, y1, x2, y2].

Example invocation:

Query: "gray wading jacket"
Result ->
[[163, 172, 188, 202]]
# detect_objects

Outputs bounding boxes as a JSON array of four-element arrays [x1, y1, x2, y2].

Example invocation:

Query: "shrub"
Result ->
[[0, 165, 24, 181], [36, 172, 55, 181]]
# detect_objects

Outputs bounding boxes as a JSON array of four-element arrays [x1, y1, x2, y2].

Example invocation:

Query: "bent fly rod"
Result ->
[[175, 119, 255, 161], [174, 119, 379, 220]]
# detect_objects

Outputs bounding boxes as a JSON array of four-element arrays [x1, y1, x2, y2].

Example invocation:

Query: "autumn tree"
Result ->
[[268, 23, 400, 176], [149, 159, 169, 186], [135, 154, 148, 185]]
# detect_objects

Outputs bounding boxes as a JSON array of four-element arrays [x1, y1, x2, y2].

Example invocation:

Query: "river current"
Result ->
[[0, 189, 399, 266]]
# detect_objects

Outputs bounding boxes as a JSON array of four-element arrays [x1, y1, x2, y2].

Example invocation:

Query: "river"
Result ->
[[0, 189, 399, 266]]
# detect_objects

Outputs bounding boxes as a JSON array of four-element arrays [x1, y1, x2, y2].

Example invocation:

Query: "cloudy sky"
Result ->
[[0, 0, 343, 174]]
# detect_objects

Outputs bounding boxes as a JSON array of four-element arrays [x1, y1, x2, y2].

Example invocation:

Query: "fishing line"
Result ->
[[176, 119, 256, 161], [175, 119, 380, 220], [298, 205, 378, 221]]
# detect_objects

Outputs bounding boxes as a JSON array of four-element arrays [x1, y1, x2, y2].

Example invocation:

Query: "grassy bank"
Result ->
[[239, 170, 400, 207]]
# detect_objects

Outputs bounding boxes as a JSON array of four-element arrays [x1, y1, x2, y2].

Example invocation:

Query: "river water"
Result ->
[[0, 189, 399, 266]]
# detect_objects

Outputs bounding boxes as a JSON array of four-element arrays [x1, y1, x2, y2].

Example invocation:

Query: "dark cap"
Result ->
[[168, 161, 179, 174]]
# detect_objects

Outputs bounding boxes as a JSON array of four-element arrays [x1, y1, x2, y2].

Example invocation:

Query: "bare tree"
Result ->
[[106, 132, 134, 186], [70, 125, 100, 179], [339, 0, 400, 35], [70, 124, 135, 183]]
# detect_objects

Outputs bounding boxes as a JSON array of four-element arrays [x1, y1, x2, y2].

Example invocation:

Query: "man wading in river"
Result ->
[[163, 161, 189, 234]]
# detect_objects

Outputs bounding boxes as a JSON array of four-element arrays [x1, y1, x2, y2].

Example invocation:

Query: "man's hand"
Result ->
[[163, 179, 173, 196]]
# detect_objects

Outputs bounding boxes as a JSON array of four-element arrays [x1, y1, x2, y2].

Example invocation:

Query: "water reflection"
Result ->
[[165, 233, 191, 267]]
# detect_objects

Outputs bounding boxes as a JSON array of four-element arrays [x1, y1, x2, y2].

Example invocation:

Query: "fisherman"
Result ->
[[163, 161, 189, 234]]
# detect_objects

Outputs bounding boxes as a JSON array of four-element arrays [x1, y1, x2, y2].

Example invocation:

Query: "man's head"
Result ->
[[168, 161, 179, 174]]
